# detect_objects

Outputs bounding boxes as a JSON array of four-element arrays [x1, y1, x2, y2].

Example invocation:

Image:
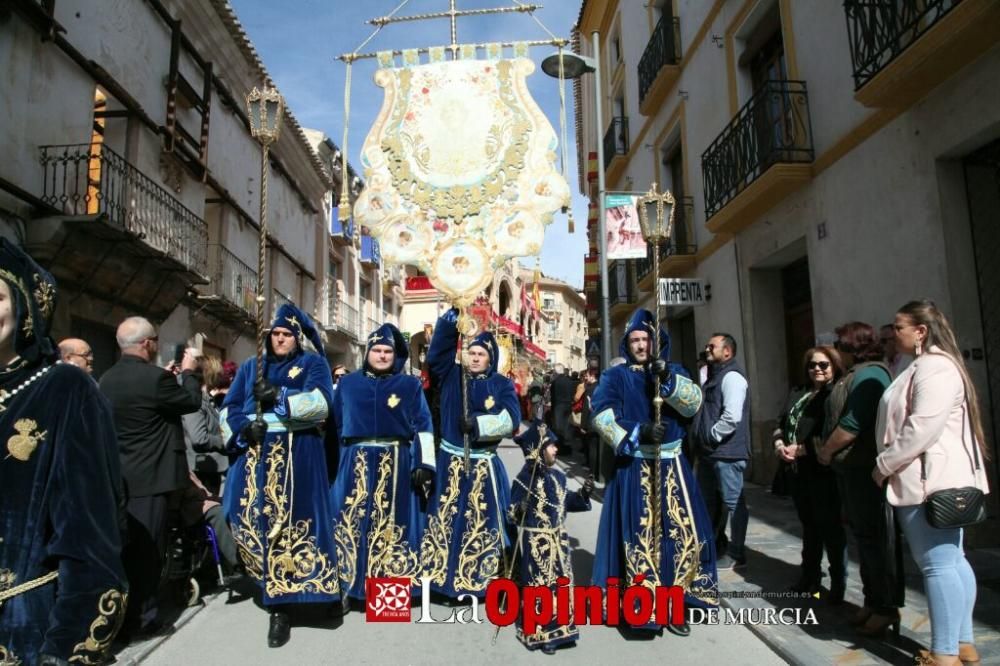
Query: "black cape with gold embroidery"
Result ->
[[0, 362, 128, 665]]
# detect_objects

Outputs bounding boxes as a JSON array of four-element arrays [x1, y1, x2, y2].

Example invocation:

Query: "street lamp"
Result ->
[[245, 85, 284, 425], [541, 44, 611, 375], [636, 180, 676, 567]]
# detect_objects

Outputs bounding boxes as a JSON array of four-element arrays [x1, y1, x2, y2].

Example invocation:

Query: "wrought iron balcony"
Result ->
[[603, 117, 629, 170], [843, 0, 998, 108], [271, 290, 293, 321], [39, 143, 208, 275], [638, 15, 682, 109], [330, 300, 359, 339], [701, 80, 814, 222], [635, 196, 697, 282], [845, 0, 961, 91], [205, 244, 257, 319], [608, 261, 636, 311]]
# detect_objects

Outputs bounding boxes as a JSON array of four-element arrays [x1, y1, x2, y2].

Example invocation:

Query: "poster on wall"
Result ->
[[604, 193, 648, 260]]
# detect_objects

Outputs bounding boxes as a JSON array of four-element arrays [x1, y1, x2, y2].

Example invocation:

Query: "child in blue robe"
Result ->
[[509, 421, 592, 654]]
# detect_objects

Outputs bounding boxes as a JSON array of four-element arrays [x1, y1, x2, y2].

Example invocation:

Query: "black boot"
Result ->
[[827, 576, 846, 605], [267, 610, 291, 648], [789, 572, 822, 596]]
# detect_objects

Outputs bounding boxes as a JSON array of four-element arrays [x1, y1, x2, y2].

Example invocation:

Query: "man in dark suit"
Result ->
[[549, 363, 579, 454], [99, 316, 201, 636]]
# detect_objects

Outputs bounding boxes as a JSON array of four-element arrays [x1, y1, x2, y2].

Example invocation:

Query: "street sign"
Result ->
[[658, 278, 707, 306]]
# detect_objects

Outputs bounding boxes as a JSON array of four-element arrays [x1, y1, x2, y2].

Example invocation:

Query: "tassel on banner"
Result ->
[[566, 208, 575, 234]]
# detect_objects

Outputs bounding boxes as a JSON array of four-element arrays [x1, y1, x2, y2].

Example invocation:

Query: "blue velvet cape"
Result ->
[[328, 356, 435, 599], [0, 363, 127, 665], [420, 310, 521, 598], [508, 462, 590, 651], [590, 311, 718, 629], [221, 349, 340, 604]]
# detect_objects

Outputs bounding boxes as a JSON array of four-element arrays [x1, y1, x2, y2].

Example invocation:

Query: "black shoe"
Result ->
[[789, 576, 822, 595], [826, 580, 846, 605], [666, 621, 691, 637], [716, 554, 746, 570], [267, 611, 291, 648], [540, 645, 556, 655]]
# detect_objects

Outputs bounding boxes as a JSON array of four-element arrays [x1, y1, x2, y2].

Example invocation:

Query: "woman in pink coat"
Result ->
[[873, 300, 990, 666]]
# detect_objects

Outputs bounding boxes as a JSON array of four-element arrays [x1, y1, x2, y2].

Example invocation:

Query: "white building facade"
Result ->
[[0, 0, 373, 373], [574, 0, 1000, 522]]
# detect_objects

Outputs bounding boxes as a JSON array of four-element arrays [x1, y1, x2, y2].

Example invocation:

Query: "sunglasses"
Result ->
[[807, 361, 831, 370]]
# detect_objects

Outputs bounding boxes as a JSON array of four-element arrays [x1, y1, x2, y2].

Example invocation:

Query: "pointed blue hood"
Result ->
[[269, 303, 324, 358], [364, 322, 409, 374], [468, 330, 500, 375], [619, 308, 670, 363]]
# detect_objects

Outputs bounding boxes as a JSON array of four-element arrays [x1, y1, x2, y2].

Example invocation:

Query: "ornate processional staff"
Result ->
[[636, 182, 676, 575], [245, 86, 285, 428]]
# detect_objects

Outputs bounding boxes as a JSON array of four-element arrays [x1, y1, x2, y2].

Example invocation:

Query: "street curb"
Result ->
[[114, 593, 216, 665], [718, 596, 798, 666]]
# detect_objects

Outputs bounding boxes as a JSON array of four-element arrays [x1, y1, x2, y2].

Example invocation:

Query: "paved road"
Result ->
[[141, 440, 786, 665]]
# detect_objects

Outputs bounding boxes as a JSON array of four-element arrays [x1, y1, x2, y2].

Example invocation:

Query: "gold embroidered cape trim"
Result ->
[[233, 437, 340, 598], [68, 589, 127, 664]]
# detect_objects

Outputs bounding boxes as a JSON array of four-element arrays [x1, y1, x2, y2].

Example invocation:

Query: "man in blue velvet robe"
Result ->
[[0, 239, 128, 665], [591, 309, 718, 636], [221, 304, 339, 647], [329, 323, 435, 601], [421, 308, 521, 599], [508, 421, 592, 654]]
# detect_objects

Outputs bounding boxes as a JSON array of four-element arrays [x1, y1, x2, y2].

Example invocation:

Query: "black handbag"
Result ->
[[921, 401, 987, 529]]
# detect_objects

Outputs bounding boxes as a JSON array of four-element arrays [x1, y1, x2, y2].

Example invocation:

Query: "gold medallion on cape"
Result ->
[[387, 394, 400, 409], [288, 366, 303, 379], [7, 418, 46, 461], [484, 396, 495, 410]]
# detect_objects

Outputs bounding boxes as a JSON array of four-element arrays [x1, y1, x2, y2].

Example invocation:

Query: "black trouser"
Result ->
[[834, 465, 901, 613], [790, 461, 847, 586], [123, 491, 182, 629]]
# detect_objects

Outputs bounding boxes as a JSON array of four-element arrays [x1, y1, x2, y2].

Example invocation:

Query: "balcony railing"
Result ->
[[608, 261, 636, 308], [844, 0, 961, 90], [635, 196, 697, 280], [638, 15, 682, 105], [701, 80, 814, 220], [272, 290, 293, 320], [210, 244, 257, 316], [603, 117, 629, 169], [335, 301, 359, 339], [39, 143, 208, 274]]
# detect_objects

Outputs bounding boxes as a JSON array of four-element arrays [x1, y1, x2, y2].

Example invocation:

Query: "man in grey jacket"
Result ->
[[692, 333, 750, 570]]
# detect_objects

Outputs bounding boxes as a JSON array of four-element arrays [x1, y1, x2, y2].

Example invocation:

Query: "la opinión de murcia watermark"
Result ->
[[366, 577, 819, 629]]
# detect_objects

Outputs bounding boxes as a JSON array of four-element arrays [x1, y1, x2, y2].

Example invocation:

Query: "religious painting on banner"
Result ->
[[354, 46, 571, 307], [604, 193, 648, 260]]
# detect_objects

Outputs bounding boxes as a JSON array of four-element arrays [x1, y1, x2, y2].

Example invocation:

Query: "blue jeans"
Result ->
[[895, 504, 976, 655], [697, 458, 749, 560]]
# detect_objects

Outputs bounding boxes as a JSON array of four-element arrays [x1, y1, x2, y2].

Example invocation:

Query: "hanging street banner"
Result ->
[[603, 192, 648, 260], [658, 278, 707, 307]]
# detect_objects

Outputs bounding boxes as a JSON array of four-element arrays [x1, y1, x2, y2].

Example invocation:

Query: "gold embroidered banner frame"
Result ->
[[354, 57, 570, 306]]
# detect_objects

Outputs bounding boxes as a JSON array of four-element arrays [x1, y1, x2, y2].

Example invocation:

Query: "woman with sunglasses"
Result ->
[[773, 346, 848, 601]]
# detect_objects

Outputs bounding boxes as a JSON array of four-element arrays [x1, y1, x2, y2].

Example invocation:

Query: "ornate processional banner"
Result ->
[[354, 53, 570, 306]]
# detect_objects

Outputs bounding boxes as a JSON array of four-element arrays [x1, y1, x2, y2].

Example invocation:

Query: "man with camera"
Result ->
[[99, 316, 202, 638]]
